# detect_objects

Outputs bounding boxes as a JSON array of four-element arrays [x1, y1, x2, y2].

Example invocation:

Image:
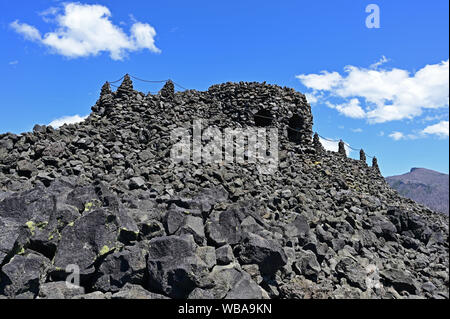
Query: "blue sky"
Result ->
[[1, 0, 448, 176]]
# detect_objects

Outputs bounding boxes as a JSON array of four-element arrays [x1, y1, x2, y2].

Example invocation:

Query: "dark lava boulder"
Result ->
[[236, 232, 287, 275], [146, 235, 210, 298]]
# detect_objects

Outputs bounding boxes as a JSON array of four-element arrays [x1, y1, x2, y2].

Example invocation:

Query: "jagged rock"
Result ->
[[0, 252, 51, 297], [165, 209, 206, 245], [216, 244, 234, 265], [237, 233, 287, 275], [0, 217, 27, 264], [129, 177, 146, 190], [205, 264, 265, 299], [206, 208, 244, 246], [285, 214, 310, 238], [72, 291, 112, 299], [369, 215, 397, 241], [38, 281, 85, 299], [178, 216, 206, 245], [197, 246, 217, 269], [53, 207, 121, 276], [146, 235, 210, 298], [33, 125, 46, 134], [302, 241, 329, 263], [279, 276, 322, 299], [16, 160, 36, 178], [380, 269, 418, 294], [93, 244, 148, 292], [335, 257, 367, 290], [111, 283, 168, 299], [294, 250, 321, 279], [188, 287, 216, 299]]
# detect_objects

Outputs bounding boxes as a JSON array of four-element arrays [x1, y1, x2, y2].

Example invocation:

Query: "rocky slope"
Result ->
[[0, 76, 448, 299], [386, 168, 449, 215]]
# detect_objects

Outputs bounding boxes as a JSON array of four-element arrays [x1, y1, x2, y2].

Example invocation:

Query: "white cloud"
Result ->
[[10, 20, 42, 41], [130, 22, 160, 53], [328, 98, 366, 119], [304, 93, 318, 105], [9, 60, 19, 65], [370, 55, 389, 69], [422, 120, 449, 138], [351, 128, 363, 133], [296, 58, 449, 123], [319, 137, 351, 155], [10, 3, 161, 60], [48, 114, 88, 128], [39, 6, 60, 23], [388, 131, 420, 141], [387, 120, 448, 141], [296, 71, 342, 91], [388, 131, 405, 141]]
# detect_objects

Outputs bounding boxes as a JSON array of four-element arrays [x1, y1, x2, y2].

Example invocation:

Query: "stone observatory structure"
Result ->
[[0, 75, 448, 300], [93, 75, 314, 147]]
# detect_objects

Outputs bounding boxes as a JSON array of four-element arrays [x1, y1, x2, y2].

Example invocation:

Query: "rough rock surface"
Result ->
[[0, 76, 448, 299]]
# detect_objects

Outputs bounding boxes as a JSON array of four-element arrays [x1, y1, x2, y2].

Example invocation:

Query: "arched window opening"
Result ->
[[254, 109, 273, 127], [288, 114, 304, 143]]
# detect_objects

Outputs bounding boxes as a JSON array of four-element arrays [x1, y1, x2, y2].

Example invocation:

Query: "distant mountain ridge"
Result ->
[[386, 168, 449, 215]]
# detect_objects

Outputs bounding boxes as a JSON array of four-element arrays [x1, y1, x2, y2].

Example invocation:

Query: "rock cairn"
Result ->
[[360, 149, 366, 163], [338, 140, 346, 157], [160, 80, 175, 101], [313, 133, 324, 154], [0, 76, 448, 299]]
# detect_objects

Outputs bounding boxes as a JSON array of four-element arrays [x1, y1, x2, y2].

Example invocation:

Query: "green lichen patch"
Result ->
[[99, 245, 112, 256], [25, 221, 36, 235], [84, 202, 94, 212], [84, 199, 102, 212]]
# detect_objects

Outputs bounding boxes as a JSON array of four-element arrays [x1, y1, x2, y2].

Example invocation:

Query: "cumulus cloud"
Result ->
[[422, 120, 449, 138], [297, 71, 342, 91], [327, 98, 366, 119], [319, 137, 351, 155], [48, 114, 88, 128], [296, 58, 449, 123], [10, 3, 160, 60]]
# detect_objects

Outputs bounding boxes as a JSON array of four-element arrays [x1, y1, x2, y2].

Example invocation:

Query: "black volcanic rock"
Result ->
[[0, 77, 448, 299], [386, 168, 449, 215]]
